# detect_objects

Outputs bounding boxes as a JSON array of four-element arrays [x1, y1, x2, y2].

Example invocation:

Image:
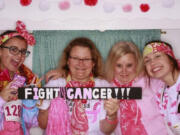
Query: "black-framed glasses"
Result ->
[[0, 46, 30, 57], [69, 56, 93, 64]]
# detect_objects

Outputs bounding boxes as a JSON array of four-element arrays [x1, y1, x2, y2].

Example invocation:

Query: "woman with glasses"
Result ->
[[38, 37, 119, 135], [0, 21, 40, 135]]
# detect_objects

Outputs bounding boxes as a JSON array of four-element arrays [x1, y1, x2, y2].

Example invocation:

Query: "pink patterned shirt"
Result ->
[[114, 76, 169, 135], [152, 75, 180, 134]]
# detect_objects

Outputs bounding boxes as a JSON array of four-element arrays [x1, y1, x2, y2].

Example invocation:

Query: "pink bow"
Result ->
[[16, 20, 36, 46]]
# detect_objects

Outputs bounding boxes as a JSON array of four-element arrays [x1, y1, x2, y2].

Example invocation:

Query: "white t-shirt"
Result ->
[[45, 78, 110, 135]]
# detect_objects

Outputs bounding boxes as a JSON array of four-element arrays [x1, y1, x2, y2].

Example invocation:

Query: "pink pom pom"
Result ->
[[122, 4, 132, 12], [46, 98, 72, 135], [59, 1, 70, 10], [0, 0, 5, 10], [39, 1, 50, 11], [162, 0, 174, 8], [103, 2, 115, 13]]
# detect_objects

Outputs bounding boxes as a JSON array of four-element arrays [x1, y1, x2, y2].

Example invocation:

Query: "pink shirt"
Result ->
[[152, 75, 180, 134], [114, 76, 168, 135]]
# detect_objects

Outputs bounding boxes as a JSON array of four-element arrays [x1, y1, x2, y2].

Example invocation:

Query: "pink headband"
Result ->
[[0, 20, 35, 46], [143, 42, 180, 68], [143, 42, 175, 58]]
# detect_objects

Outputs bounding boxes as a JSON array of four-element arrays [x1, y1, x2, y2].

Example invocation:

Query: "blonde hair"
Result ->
[[58, 37, 104, 78], [105, 41, 143, 82]]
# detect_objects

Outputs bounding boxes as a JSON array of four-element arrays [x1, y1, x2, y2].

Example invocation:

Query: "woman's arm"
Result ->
[[100, 98, 119, 134], [100, 112, 118, 135], [38, 108, 49, 129], [37, 100, 50, 129], [0, 96, 6, 130]]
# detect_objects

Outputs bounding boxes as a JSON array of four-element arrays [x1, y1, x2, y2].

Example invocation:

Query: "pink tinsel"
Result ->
[[46, 98, 72, 135]]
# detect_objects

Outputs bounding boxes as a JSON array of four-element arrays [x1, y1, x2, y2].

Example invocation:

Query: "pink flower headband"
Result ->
[[0, 20, 36, 46], [143, 42, 180, 68]]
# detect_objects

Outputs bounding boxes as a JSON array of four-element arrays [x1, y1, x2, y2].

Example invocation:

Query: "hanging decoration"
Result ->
[[122, 4, 132, 12], [140, 3, 150, 12], [39, 0, 71, 11], [20, 0, 32, 6], [103, 2, 115, 13], [0, 0, 5, 10], [58, 1, 70, 10], [162, 0, 175, 8], [84, 0, 98, 6], [39, 0, 50, 11]]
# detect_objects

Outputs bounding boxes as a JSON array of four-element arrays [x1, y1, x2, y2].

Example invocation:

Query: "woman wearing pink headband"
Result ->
[[0, 20, 39, 135], [143, 41, 180, 135]]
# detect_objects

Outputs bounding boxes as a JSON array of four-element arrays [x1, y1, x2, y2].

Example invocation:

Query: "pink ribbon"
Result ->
[[86, 101, 101, 123]]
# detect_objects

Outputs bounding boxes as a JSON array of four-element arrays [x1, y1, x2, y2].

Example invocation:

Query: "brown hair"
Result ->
[[0, 31, 28, 64], [144, 41, 179, 82], [105, 41, 143, 82], [58, 37, 104, 78]]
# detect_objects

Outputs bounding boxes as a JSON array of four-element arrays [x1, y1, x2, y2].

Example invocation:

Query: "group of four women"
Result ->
[[0, 21, 180, 135]]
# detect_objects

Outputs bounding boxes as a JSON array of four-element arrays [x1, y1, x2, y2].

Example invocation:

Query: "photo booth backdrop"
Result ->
[[0, 0, 180, 135], [32, 30, 160, 77]]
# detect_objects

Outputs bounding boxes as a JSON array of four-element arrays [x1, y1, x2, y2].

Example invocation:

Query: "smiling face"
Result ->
[[144, 52, 173, 79], [67, 46, 95, 82], [0, 37, 27, 75], [114, 53, 137, 84]]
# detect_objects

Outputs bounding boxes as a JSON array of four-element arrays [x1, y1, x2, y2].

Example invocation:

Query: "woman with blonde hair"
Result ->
[[105, 41, 168, 135]]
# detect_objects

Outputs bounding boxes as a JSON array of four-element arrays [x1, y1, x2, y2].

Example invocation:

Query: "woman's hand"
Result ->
[[100, 98, 119, 134], [45, 69, 63, 83], [104, 98, 119, 119], [0, 81, 18, 101]]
